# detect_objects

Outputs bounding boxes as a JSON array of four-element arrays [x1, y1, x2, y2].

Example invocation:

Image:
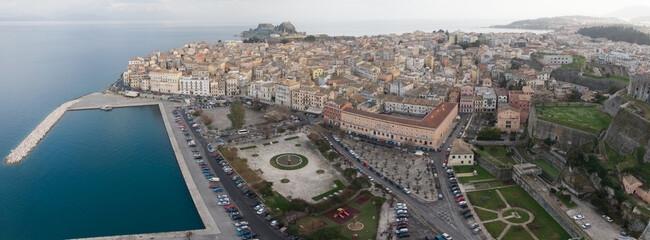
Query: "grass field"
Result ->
[[454, 165, 496, 183], [484, 221, 508, 238], [560, 55, 585, 71], [535, 105, 612, 134], [475, 208, 499, 220], [467, 186, 571, 240], [502, 225, 534, 240], [532, 159, 560, 180], [499, 186, 571, 240], [467, 189, 507, 211]]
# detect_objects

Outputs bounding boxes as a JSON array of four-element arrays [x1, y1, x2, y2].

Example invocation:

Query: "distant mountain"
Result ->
[[240, 22, 298, 38], [606, 5, 650, 19], [491, 16, 626, 30], [632, 16, 650, 23]]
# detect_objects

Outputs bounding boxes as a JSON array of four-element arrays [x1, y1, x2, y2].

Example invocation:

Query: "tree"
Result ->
[[477, 128, 502, 140], [607, 86, 621, 94], [566, 147, 584, 167], [280, 38, 291, 44], [228, 100, 246, 129], [568, 92, 581, 102], [305, 35, 316, 42]]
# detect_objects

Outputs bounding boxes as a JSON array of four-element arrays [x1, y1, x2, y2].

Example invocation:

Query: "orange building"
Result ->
[[340, 102, 458, 148], [323, 99, 352, 126]]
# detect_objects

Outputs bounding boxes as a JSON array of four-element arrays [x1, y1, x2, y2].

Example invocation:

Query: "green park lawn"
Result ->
[[535, 106, 612, 134], [466, 189, 507, 211], [498, 186, 571, 240], [502, 225, 535, 240], [453, 165, 496, 183], [474, 208, 499, 221], [484, 221, 508, 238]]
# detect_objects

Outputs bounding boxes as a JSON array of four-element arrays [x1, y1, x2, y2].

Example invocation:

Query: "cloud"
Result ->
[[0, 0, 649, 22]]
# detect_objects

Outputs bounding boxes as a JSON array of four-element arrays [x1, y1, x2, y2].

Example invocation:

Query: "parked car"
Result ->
[[459, 209, 470, 215], [438, 194, 443, 200], [602, 215, 613, 222], [572, 215, 585, 220], [463, 213, 473, 219], [442, 233, 452, 240], [234, 221, 248, 227], [581, 223, 591, 229], [472, 227, 482, 234], [469, 223, 479, 229]]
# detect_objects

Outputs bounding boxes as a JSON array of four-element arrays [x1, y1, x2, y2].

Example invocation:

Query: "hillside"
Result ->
[[240, 22, 298, 38], [492, 16, 626, 30], [577, 26, 650, 45]]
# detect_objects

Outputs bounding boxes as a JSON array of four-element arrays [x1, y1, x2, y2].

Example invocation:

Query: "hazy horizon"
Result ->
[[2, 0, 650, 24]]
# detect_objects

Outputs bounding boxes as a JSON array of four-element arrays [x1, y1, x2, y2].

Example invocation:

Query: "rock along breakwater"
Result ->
[[4, 99, 81, 164]]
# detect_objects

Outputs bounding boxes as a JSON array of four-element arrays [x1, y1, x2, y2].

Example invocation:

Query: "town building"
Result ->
[[623, 174, 650, 204], [323, 98, 352, 126], [275, 79, 300, 107], [149, 69, 182, 93], [384, 95, 439, 116], [448, 139, 474, 166], [497, 106, 520, 133], [339, 102, 458, 148], [179, 75, 210, 96], [291, 86, 328, 114]]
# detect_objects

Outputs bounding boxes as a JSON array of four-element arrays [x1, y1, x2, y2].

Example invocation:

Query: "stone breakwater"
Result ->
[[4, 99, 81, 164]]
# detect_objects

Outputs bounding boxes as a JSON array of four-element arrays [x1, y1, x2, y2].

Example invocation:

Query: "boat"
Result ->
[[100, 105, 113, 111]]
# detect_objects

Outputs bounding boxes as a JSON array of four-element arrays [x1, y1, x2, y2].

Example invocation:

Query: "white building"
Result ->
[[448, 139, 474, 166], [179, 76, 210, 96], [541, 55, 573, 65]]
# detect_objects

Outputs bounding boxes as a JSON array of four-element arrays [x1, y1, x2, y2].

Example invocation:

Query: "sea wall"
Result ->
[[529, 107, 598, 151], [604, 108, 650, 162], [4, 99, 81, 164]]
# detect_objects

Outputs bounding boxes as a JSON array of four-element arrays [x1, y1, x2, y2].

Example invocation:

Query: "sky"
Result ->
[[1, 0, 650, 23]]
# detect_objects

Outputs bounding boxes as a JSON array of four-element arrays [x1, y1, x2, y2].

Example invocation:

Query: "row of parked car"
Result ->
[[394, 203, 410, 238]]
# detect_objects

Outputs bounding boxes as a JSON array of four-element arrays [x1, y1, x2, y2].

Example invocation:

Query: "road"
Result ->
[[180, 109, 287, 240], [325, 113, 479, 240]]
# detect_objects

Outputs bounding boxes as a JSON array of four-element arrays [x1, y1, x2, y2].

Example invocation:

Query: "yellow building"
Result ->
[[497, 106, 520, 133], [340, 102, 458, 148], [311, 68, 324, 79]]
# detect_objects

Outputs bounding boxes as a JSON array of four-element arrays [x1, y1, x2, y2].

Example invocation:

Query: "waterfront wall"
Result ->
[[4, 99, 81, 164]]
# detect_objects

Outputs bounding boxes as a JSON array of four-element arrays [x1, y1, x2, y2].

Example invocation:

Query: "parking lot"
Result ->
[[565, 197, 627, 240], [339, 136, 439, 201]]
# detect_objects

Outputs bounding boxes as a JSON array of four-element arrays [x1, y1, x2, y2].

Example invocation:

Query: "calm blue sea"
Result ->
[[0, 20, 543, 239], [0, 106, 203, 239]]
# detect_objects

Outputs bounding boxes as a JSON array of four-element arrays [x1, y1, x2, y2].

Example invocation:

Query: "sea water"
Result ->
[[0, 106, 203, 239]]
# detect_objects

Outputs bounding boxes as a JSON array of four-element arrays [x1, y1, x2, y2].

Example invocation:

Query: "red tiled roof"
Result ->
[[343, 102, 457, 129]]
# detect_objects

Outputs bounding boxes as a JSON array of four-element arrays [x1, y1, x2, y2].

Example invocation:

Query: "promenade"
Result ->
[[4, 99, 81, 164]]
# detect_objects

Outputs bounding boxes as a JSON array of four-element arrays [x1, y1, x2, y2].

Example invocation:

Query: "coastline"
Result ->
[[7, 92, 224, 239]]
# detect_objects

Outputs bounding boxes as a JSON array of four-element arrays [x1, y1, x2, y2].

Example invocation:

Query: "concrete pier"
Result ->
[[4, 99, 81, 164]]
